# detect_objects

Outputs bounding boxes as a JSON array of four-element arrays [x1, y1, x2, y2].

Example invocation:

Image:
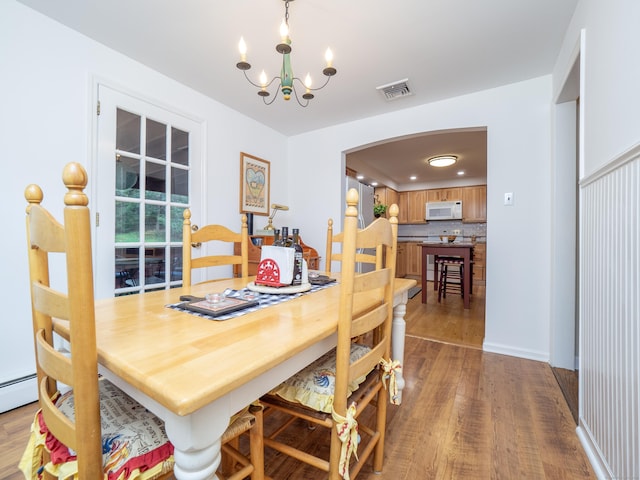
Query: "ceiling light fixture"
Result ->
[[236, 0, 337, 107], [428, 155, 458, 167]]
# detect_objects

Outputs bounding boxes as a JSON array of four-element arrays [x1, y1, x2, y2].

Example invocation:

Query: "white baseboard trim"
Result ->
[[576, 420, 612, 479], [482, 341, 549, 362], [0, 376, 38, 413]]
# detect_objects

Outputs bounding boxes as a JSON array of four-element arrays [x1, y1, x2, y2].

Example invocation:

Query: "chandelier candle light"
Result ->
[[236, 0, 337, 107]]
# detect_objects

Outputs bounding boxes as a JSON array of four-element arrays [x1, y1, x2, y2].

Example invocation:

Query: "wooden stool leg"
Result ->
[[438, 264, 447, 302]]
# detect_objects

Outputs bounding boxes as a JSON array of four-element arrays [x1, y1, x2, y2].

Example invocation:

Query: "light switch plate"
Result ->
[[504, 192, 514, 206]]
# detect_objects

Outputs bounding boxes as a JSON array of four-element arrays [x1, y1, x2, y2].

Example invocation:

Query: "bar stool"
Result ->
[[437, 256, 464, 302]]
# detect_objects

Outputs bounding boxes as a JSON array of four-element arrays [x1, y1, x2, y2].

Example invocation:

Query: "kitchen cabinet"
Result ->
[[396, 242, 407, 278], [405, 190, 427, 224], [426, 187, 462, 203], [472, 242, 486, 285], [374, 187, 399, 218], [397, 192, 409, 224], [462, 185, 487, 223], [406, 242, 422, 276]]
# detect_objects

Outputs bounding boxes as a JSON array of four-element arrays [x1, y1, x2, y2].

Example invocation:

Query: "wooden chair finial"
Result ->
[[24, 184, 43, 210], [345, 188, 359, 217], [62, 162, 89, 207], [389, 203, 399, 224]]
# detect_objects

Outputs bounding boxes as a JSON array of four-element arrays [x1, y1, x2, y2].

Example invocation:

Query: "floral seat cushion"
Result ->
[[269, 343, 372, 413], [20, 378, 174, 480]]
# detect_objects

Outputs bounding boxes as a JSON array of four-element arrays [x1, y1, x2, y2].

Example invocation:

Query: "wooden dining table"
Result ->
[[55, 274, 416, 480], [421, 242, 475, 309]]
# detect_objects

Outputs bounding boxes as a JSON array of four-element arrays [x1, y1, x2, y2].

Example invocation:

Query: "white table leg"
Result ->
[[164, 402, 231, 480], [392, 290, 409, 403]]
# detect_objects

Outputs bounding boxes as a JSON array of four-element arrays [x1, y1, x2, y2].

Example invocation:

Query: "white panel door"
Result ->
[[95, 85, 203, 298]]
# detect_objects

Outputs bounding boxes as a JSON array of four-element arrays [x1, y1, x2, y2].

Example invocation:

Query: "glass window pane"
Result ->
[[115, 247, 139, 288], [170, 246, 182, 282], [145, 247, 165, 285], [172, 127, 189, 166], [146, 118, 166, 160], [170, 206, 184, 242], [116, 155, 140, 198], [116, 201, 140, 242], [171, 167, 188, 203], [116, 109, 141, 154], [145, 204, 166, 242], [146, 161, 166, 201]]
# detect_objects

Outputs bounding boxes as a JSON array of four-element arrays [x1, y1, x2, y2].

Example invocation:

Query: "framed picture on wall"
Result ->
[[239, 152, 270, 215]]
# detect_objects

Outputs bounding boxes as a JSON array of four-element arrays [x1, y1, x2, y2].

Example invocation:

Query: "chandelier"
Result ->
[[236, 0, 337, 107]]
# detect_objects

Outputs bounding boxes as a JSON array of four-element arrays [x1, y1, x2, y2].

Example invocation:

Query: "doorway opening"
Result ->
[[345, 127, 488, 348]]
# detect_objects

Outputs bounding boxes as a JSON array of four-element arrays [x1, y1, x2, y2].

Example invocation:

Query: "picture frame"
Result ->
[[239, 152, 270, 215]]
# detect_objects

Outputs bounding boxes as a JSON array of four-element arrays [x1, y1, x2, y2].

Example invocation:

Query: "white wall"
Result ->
[[0, 1, 287, 411], [287, 77, 553, 362], [553, 0, 640, 477]]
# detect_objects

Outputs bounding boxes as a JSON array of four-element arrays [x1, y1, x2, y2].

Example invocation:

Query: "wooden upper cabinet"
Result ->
[[407, 190, 427, 223], [461, 185, 487, 223], [395, 185, 486, 224], [397, 192, 409, 224], [374, 187, 399, 217], [426, 187, 462, 203]]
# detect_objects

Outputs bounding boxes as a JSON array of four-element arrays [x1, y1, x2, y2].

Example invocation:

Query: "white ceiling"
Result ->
[[18, 0, 577, 188]]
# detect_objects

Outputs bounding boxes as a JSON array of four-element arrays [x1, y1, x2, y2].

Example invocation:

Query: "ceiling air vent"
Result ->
[[376, 78, 413, 101]]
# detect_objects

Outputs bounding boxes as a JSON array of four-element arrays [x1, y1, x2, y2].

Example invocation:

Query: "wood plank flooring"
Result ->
[[0, 282, 593, 479], [405, 280, 486, 349]]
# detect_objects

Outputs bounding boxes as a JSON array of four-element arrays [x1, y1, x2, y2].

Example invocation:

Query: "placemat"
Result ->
[[166, 282, 338, 321]]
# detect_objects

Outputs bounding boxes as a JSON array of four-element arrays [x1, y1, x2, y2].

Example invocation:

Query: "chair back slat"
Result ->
[[349, 340, 387, 384], [38, 378, 76, 448], [24, 163, 103, 478], [325, 221, 384, 273], [32, 283, 69, 321], [35, 330, 73, 386], [182, 208, 249, 286]]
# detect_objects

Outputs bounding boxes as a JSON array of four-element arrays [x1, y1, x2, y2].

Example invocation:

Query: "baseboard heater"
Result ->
[[0, 374, 37, 413]]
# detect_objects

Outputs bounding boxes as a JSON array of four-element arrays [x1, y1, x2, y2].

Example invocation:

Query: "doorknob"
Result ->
[[191, 225, 201, 248]]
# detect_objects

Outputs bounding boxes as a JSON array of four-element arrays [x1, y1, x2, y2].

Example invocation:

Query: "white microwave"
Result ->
[[426, 200, 463, 221]]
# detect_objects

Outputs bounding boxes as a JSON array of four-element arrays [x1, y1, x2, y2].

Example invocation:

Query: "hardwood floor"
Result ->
[[405, 280, 486, 349], [1, 282, 593, 479]]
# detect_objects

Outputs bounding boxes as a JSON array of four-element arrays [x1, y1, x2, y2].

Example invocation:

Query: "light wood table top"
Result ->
[[54, 274, 416, 479], [55, 275, 416, 416]]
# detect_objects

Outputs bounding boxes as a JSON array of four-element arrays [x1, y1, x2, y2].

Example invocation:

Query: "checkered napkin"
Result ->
[[166, 282, 337, 321]]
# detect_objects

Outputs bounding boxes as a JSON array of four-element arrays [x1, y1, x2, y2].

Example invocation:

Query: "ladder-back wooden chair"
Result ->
[[324, 218, 379, 273], [261, 188, 400, 480], [20, 163, 264, 480], [182, 208, 249, 286], [20, 163, 175, 479]]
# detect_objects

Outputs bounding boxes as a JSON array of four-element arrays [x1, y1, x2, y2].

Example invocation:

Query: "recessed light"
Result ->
[[457, 170, 465, 176], [370, 181, 378, 186], [356, 174, 364, 180], [428, 155, 457, 167], [410, 175, 417, 180]]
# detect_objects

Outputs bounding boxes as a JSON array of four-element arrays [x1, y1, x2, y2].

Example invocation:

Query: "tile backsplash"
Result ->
[[398, 221, 486, 240]]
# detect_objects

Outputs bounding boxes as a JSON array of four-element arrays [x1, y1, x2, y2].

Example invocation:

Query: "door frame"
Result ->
[[90, 79, 207, 298]]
